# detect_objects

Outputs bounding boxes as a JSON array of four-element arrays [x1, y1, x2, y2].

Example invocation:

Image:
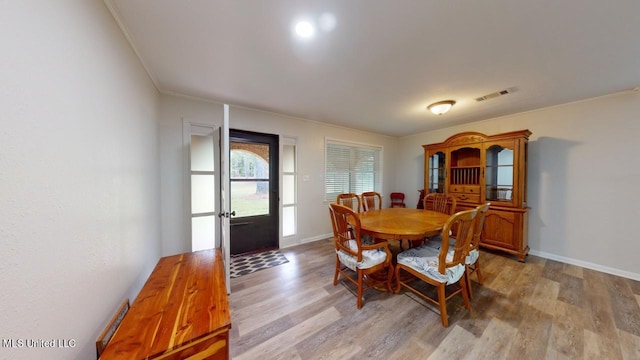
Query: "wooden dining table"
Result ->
[[350, 208, 451, 290], [357, 207, 450, 242]]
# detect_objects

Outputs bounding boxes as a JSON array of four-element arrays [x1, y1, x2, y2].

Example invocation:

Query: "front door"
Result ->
[[229, 129, 279, 255]]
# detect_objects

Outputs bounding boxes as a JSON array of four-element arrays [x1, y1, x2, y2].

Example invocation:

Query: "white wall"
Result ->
[[397, 90, 640, 280], [158, 94, 398, 255], [0, 2, 161, 359]]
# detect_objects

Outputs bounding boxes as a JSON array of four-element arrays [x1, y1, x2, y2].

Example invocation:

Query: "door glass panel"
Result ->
[[231, 145, 269, 178], [231, 181, 269, 217], [231, 142, 270, 218], [428, 151, 446, 193], [192, 215, 215, 252], [191, 175, 215, 213], [283, 206, 295, 237], [485, 145, 514, 201], [282, 174, 295, 205], [191, 134, 214, 171], [283, 144, 295, 172]]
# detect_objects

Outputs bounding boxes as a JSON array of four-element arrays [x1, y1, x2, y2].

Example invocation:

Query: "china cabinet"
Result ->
[[423, 130, 531, 261]]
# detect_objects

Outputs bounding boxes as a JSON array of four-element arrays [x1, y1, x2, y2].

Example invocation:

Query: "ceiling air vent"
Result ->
[[475, 88, 514, 102]]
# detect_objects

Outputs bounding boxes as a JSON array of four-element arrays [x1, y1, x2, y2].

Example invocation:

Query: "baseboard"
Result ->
[[280, 233, 332, 249], [529, 249, 640, 281]]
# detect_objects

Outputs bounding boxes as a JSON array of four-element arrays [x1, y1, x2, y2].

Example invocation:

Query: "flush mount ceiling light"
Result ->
[[427, 100, 456, 115]]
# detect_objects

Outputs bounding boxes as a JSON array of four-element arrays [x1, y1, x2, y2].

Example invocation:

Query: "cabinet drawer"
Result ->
[[450, 185, 479, 194], [453, 193, 480, 203], [464, 186, 479, 194]]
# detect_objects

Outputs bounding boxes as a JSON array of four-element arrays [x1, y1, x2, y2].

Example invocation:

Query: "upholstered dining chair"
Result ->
[[337, 193, 361, 213], [361, 191, 383, 212], [390, 192, 406, 208], [423, 193, 457, 215], [421, 193, 457, 246], [465, 203, 490, 298], [424, 203, 490, 299], [329, 203, 394, 309], [395, 208, 478, 327]]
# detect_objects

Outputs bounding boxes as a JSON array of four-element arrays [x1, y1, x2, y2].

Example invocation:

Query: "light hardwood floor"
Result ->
[[229, 238, 640, 359]]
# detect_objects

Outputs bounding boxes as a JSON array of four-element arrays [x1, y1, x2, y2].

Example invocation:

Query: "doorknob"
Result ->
[[218, 211, 236, 218]]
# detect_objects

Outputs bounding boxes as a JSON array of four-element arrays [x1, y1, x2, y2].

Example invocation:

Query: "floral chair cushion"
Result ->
[[397, 245, 465, 285], [361, 234, 376, 246], [337, 240, 387, 271], [424, 237, 478, 265]]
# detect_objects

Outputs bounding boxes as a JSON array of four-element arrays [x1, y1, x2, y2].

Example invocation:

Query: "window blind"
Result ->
[[325, 140, 381, 202]]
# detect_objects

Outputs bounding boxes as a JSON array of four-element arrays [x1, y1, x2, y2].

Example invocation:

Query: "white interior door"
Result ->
[[220, 104, 231, 293], [184, 105, 230, 293]]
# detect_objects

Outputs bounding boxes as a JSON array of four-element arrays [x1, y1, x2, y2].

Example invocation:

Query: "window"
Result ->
[[325, 139, 382, 202], [282, 137, 297, 237]]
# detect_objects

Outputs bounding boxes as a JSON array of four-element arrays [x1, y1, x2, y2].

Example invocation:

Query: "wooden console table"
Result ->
[[100, 249, 231, 360]]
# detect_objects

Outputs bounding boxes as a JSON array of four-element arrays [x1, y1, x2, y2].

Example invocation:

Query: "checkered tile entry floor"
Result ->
[[230, 249, 289, 278]]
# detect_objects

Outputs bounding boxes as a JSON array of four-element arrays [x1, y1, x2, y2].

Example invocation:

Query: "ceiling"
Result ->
[[107, 0, 640, 137]]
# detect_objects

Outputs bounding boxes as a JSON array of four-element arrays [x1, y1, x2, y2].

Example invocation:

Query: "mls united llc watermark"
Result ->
[[2, 338, 76, 348]]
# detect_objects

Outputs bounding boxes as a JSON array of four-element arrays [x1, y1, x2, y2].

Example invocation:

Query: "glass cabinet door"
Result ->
[[485, 142, 515, 203], [427, 150, 446, 193]]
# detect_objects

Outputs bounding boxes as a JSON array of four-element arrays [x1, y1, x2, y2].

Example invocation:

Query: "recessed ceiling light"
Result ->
[[295, 21, 315, 38]]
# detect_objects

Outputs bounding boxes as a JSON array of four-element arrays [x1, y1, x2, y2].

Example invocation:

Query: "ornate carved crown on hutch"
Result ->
[[423, 130, 531, 261]]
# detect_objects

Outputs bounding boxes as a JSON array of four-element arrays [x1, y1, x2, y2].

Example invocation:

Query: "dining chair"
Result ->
[[390, 192, 406, 208], [424, 202, 490, 299], [420, 193, 457, 246], [337, 193, 362, 213], [395, 208, 478, 327], [423, 192, 457, 215], [362, 191, 383, 211], [417, 189, 426, 209], [465, 203, 490, 298], [329, 203, 394, 309], [336, 193, 362, 239]]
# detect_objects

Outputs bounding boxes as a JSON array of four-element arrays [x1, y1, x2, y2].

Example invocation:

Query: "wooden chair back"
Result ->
[[337, 193, 361, 213], [361, 191, 382, 211], [437, 208, 477, 274], [390, 192, 406, 208], [329, 202, 394, 308], [423, 193, 457, 215], [329, 203, 363, 262], [395, 208, 478, 326], [470, 203, 490, 251], [465, 202, 491, 298]]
